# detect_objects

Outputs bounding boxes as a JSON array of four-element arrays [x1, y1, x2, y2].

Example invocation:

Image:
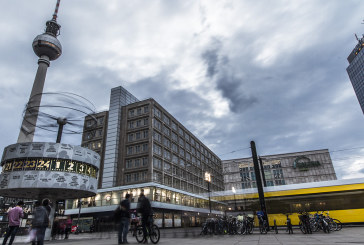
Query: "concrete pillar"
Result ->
[[17, 55, 50, 143]]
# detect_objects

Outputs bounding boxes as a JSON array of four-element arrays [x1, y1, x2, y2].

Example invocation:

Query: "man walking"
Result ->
[[32, 200, 49, 245], [118, 193, 131, 244], [137, 190, 152, 244], [2, 200, 24, 245]]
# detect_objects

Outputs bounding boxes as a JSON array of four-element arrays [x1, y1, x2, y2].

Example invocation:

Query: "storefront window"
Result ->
[[164, 212, 173, 227], [174, 213, 181, 227], [154, 188, 161, 202]]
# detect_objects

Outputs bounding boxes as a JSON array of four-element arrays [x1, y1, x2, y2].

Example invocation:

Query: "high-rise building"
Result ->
[[347, 34, 364, 114], [81, 86, 224, 193]]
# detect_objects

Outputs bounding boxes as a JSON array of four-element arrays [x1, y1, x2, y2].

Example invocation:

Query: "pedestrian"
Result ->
[[2, 200, 24, 245], [117, 193, 132, 244], [137, 190, 152, 244], [64, 216, 72, 239], [32, 200, 49, 245]]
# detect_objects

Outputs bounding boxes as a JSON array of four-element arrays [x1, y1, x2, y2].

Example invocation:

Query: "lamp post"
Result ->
[[232, 186, 237, 211], [205, 172, 212, 214]]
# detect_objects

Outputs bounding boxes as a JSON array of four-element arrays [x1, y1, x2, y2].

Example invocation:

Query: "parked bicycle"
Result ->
[[298, 211, 312, 234]]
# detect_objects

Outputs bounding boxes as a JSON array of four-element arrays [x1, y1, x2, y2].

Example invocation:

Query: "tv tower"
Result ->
[[17, 0, 62, 143]]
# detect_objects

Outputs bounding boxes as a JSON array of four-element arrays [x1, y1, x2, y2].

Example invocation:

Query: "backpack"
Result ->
[[32, 206, 49, 227], [114, 205, 121, 223]]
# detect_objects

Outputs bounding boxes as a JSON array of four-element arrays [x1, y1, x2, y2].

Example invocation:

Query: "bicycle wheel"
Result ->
[[299, 221, 306, 234], [149, 225, 160, 244], [135, 226, 145, 243], [333, 219, 342, 231]]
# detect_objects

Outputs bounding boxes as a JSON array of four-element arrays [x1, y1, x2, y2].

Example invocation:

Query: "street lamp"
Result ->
[[205, 172, 212, 214], [232, 186, 237, 211]]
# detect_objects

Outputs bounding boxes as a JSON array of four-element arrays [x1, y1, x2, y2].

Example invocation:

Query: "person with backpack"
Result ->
[[31, 200, 49, 245], [2, 201, 24, 245], [137, 190, 152, 244], [117, 193, 131, 244]]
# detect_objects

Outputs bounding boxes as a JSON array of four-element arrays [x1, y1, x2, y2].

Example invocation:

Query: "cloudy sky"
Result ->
[[0, 0, 363, 179]]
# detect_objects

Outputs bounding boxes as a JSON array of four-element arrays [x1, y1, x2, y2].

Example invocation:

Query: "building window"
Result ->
[[129, 109, 134, 117], [153, 131, 161, 143], [137, 108, 142, 115], [128, 121, 134, 129], [144, 118, 149, 126], [143, 130, 148, 138], [153, 171, 163, 183], [172, 154, 178, 164], [153, 107, 161, 118], [128, 133, 134, 142], [126, 160, 133, 169], [179, 137, 184, 146], [153, 118, 161, 130], [136, 132, 141, 140], [153, 144, 162, 155], [178, 127, 184, 136], [142, 157, 148, 166], [135, 145, 141, 153], [163, 125, 170, 136], [136, 120, 142, 127], [98, 117, 104, 125], [163, 137, 170, 148], [171, 121, 177, 130], [135, 159, 141, 168], [143, 143, 148, 152], [127, 146, 133, 155], [171, 132, 178, 142], [126, 174, 131, 183], [172, 143, 178, 153], [153, 157, 162, 169], [162, 114, 170, 125], [179, 148, 185, 157], [164, 150, 171, 160], [144, 106, 149, 113], [179, 159, 185, 168], [164, 162, 171, 173]]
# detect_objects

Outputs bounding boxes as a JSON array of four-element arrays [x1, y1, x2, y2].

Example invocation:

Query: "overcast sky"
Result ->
[[0, 0, 364, 179]]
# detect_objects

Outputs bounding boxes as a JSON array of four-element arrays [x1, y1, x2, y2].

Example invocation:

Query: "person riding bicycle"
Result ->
[[137, 189, 152, 244]]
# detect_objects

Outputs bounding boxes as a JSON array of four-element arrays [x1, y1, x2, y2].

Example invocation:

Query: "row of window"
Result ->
[[128, 118, 149, 129], [128, 130, 149, 142], [126, 157, 148, 169], [83, 141, 102, 150], [86, 116, 105, 128], [152, 171, 218, 193], [128, 106, 149, 118], [125, 171, 148, 183], [127, 143, 148, 155]]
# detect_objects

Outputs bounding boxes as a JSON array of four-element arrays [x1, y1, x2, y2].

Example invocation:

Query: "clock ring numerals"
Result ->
[[2, 161, 13, 172], [12, 160, 24, 171], [24, 160, 37, 170], [51, 159, 66, 171], [36, 160, 51, 170], [65, 161, 77, 173], [77, 163, 86, 175]]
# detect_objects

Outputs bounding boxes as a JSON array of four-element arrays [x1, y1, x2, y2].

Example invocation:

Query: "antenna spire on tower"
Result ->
[[52, 0, 61, 21]]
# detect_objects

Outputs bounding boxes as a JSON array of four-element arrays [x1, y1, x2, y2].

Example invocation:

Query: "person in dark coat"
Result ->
[[118, 194, 132, 244], [32, 201, 49, 245], [137, 190, 152, 244]]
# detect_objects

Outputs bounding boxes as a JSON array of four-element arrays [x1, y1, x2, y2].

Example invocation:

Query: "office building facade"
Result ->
[[347, 34, 364, 114], [223, 149, 337, 191], [69, 86, 225, 228]]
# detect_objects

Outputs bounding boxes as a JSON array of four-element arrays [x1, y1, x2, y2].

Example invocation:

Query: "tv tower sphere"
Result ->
[[32, 19, 62, 61]]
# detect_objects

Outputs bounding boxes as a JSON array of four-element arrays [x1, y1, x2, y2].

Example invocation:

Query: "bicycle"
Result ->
[[257, 214, 268, 234], [135, 215, 160, 244]]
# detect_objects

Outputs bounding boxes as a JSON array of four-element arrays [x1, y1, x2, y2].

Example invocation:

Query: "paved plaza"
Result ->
[[3, 227, 364, 245]]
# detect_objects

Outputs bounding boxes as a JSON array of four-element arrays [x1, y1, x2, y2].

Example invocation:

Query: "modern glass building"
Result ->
[[347, 34, 364, 114]]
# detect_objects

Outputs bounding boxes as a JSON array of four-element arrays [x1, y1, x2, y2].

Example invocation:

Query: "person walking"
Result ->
[[32, 201, 49, 245], [2, 201, 24, 245], [118, 193, 131, 244], [64, 216, 72, 239], [137, 190, 152, 244]]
